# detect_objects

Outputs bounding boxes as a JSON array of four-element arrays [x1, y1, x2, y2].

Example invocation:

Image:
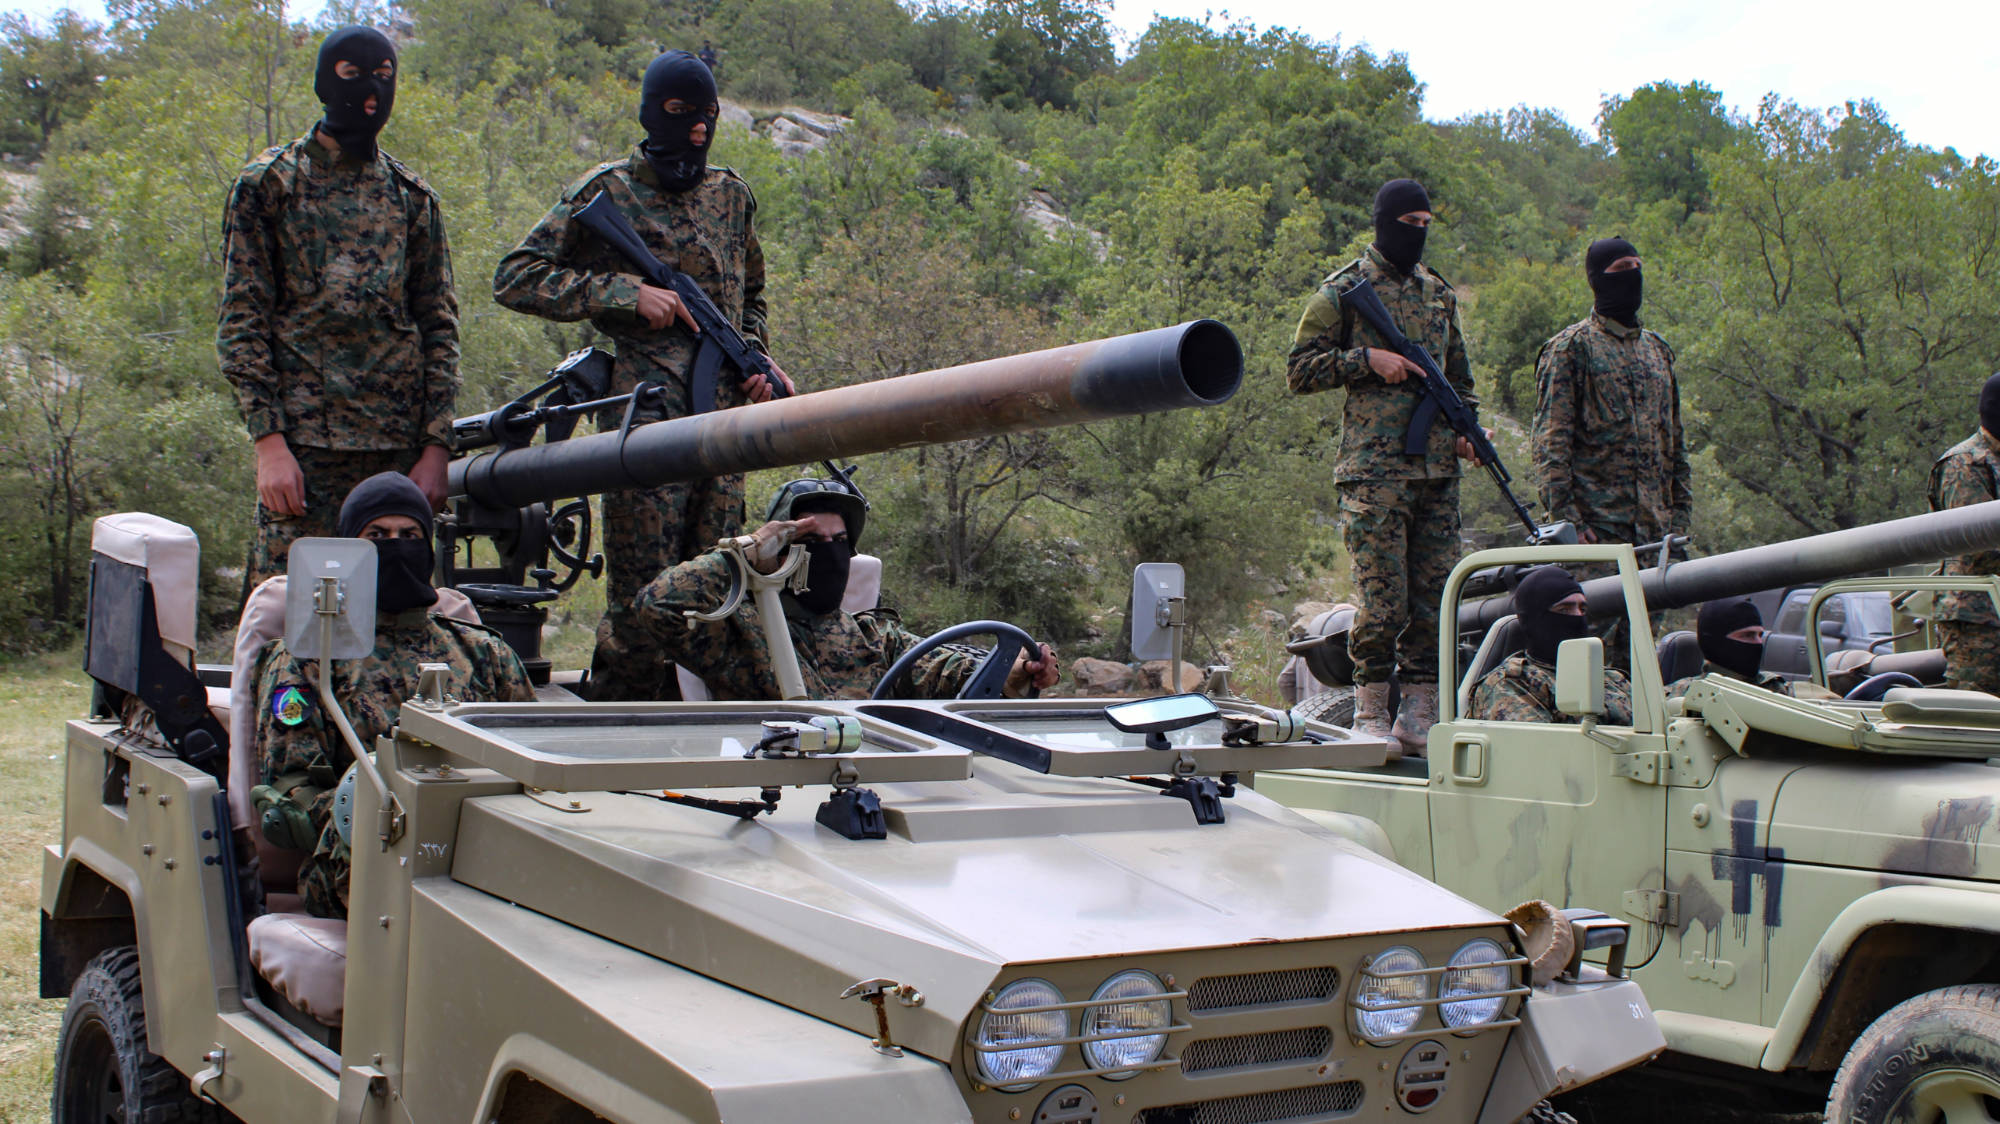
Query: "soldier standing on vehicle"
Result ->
[[1468, 565, 1634, 724], [633, 477, 1060, 699], [251, 474, 534, 919], [219, 27, 460, 590], [1287, 178, 1487, 756], [1927, 373, 2000, 695], [495, 49, 791, 702], [1533, 236, 1690, 667]]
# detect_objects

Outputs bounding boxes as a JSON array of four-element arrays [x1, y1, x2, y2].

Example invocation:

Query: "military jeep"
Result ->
[[1263, 501, 2000, 1122], [40, 326, 1662, 1123]]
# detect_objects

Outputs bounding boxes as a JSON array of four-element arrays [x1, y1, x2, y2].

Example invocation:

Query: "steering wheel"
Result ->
[[1846, 671, 1924, 702], [871, 620, 1042, 701]]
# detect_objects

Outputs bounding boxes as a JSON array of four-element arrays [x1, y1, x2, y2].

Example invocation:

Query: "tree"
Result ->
[[1598, 80, 1742, 218], [0, 10, 106, 157], [976, 0, 1112, 111]]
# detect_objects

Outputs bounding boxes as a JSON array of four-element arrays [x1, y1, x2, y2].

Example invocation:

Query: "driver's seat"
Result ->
[[677, 553, 882, 701]]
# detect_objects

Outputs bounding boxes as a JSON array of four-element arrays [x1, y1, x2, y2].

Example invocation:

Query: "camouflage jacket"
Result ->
[[1533, 313, 1691, 543], [1467, 654, 1634, 725], [1667, 661, 1828, 699], [1928, 430, 2000, 625], [633, 551, 980, 700], [218, 132, 460, 450], [493, 151, 767, 419], [255, 609, 534, 837], [1286, 246, 1477, 482]]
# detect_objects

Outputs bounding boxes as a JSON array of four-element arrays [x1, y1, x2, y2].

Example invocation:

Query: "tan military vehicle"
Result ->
[[1262, 504, 2000, 1122], [40, 325, 1662, 1124]]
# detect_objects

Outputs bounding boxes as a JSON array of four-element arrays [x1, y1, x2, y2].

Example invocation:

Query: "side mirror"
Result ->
[[1818, 619, 1845, 639], [284, 538, 377, 660], [1554, 636, 1605, 718], [1130, 563, 1185, 662]]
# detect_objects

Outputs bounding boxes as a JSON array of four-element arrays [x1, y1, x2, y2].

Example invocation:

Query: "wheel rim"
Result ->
[[1901, 1067, 2000, 1124], [57, 1010, 127, 1124]]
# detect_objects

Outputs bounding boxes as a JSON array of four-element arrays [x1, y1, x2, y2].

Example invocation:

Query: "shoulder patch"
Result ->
[[271, 684, 312, 727]]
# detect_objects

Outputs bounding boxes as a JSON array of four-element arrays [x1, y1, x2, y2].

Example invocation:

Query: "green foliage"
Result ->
[[975, 0, 1112, 111], [1598, 80, 1743, 218], [0, 9, 105, 158]]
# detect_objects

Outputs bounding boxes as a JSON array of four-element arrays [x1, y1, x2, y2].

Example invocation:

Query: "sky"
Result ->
[[7, 0, 1996, 159]]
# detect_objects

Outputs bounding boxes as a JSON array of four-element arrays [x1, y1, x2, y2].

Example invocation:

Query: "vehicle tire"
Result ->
[[1520, 1101, 1577, 1124], [1826, 983, 2000, 1124], [53, 946, 221, 1124], [1295, 689, 1354, 727]]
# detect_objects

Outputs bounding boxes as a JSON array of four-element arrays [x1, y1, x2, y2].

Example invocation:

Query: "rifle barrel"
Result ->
[[450, 321, 1243, 508]]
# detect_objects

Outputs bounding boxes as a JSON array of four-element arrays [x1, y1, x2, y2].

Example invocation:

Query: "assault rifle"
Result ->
[[1338, 278, 1573, 545]]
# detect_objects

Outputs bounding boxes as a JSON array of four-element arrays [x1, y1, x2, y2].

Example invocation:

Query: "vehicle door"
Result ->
[[1425, 546, 1673, 966]]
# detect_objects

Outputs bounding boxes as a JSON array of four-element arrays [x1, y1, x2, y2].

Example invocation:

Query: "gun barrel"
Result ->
[[1456, 500, 2000, 633], [450, 320, 1242, 508]]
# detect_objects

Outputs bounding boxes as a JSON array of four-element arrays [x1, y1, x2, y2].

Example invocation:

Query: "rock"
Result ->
[[1017, 187, 1107, 257], [778, 107, 848, 137], [1258, 608, 1287, 633], [718, 100, 755, 132], [1140, 660, 1205, 693], [1289, 600, 1338, 639], [1070, 657, 1136, 696]]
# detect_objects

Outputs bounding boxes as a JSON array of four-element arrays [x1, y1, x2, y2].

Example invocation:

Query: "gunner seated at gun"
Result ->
[[632, 476, 1061, 699], [1467, 566, 1634, 724]]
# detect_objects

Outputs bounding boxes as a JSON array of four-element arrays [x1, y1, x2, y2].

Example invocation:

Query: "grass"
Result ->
[[0, 650, 88, 1121]]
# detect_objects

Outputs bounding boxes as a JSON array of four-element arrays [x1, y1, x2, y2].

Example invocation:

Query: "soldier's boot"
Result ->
[[1354, 682, 1404, 759], [1391, 681, 1437, 758]]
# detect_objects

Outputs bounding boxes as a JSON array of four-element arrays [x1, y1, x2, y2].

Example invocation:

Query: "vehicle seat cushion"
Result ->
[[1457, 615, 1523, 716], [246, 912, 346, 1026], [1656, 630, 1705, 685], [91, 513, 200, 665]]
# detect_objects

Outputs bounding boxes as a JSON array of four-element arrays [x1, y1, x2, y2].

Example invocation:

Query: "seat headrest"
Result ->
[[1656, 630, 1705, 686], [91, 513, 200, 662]]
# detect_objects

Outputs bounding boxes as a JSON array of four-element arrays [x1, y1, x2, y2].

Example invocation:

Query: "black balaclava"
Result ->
[[1980, 372, 2000, 439], [1698, 597, 1765, 680], [337, 472, 438, 614], [640, 50, 719, 192], [1513, 565, 1590, 666], [314, 27, 397, 162], [787, 495, 856, 616], [1586, 236, 1643, 326], [1372, 178, 1431, 275]]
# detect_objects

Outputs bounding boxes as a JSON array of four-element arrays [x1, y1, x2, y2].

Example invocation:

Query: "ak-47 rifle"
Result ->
[[1338, 278, 1574, 545], [571, 190, 862, 502]]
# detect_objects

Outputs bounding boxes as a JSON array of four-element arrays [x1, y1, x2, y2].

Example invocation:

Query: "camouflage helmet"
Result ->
[[766, 477, 868, 547]]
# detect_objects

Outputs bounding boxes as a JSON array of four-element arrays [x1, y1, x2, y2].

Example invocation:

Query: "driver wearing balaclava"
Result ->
[[628, 480, 1061, 701], [314, 26, 396, 161], [336, 471, 439, 613], [640, 49, 720, 192], [1696, 597, 1769, 681], [1466, 565, 1634, 724]]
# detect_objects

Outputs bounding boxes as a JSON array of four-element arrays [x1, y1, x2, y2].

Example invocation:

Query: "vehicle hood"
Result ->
[[446, 760, 1502, 1060], [1768, 756, 2000, 881]]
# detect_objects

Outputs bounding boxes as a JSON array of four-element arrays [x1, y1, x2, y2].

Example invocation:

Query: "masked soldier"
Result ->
[[1468, 566, 1634, 724], [1287, 178, 1486, 756], [495, 50, 790, 702], [1663, 596, 1787, 695], [219, 27, 460, 590], [632, 478, 1059, 700], [1927, 373, 2000, 694], [251, 474, 534, 919]]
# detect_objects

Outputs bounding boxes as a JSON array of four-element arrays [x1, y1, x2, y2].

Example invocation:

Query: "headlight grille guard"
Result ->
[[965, 987, 1193, 1090], [1348, 951, 1532, 1046]]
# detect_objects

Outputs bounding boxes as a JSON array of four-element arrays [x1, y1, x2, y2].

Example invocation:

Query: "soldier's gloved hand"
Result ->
[[743, 518, 806, 574], [1005, 643, 1060, 698]]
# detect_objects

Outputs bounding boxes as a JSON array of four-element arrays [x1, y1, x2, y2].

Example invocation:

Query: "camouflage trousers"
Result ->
[[589, 472, 745, 700], [1340, 477, 1459, 686], [299, 815, 349, 919], [246, 446, 422, 593], [1939, 619, 2000, 695]]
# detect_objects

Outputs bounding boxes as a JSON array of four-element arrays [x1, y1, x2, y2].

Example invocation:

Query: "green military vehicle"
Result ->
[[1261, 508, 2000, 1122], [38, 324, 1663, 1124]]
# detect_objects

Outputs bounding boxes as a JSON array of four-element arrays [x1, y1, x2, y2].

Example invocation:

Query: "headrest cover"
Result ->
[[92, 513, 200, 662]]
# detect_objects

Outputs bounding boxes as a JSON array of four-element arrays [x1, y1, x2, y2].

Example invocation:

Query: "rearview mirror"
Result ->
[[1130, 563, 1184, 662], [284, 538, 377, 660], [1554, 637, 1605, 718], [1105, 692, 1219, 750]]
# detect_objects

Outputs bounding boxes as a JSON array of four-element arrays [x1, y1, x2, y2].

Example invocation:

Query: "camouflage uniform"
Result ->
[[1468, 655, 1635, 724], [218, 132, 460, 587], [1666, 661, 1827, 699], [254, 611, 533, 918], [1288, 246, 1474, 686], [494, 151, 767, 701], [633, 551, 980, 699], [1927, 430, 2000, 693]]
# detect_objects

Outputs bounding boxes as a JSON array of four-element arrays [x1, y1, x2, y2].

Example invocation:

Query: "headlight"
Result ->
[[975, 978, 1066, 1090], [1354, 945, 1428, 1040], [1082, 970, 1172, 1078], [1441, 938, 1511, 1028]]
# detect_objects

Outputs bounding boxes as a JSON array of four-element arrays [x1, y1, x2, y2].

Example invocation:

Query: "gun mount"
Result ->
[[1455, 499, 2000, 635], [438, 321, 1243, 678]]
